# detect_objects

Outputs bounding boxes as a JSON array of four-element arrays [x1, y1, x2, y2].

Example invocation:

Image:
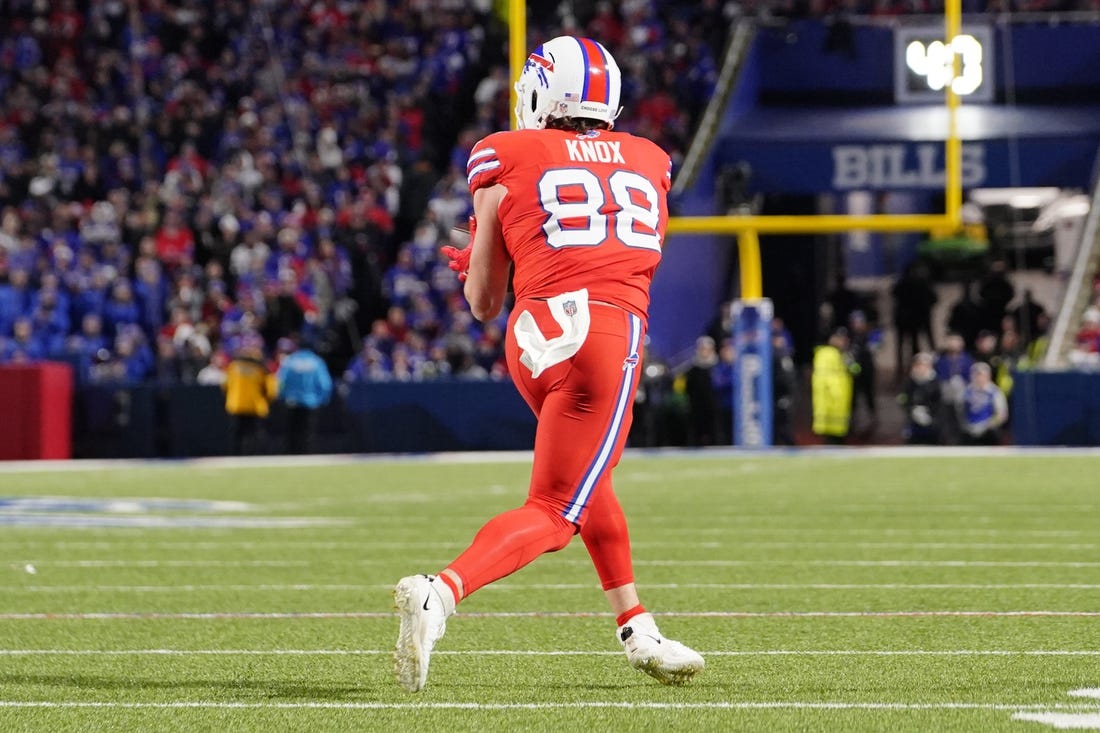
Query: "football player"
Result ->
[[394, 35, 704, 692]]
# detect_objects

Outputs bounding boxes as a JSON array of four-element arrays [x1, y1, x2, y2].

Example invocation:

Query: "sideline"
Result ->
[[1, 445, 1100, 474]]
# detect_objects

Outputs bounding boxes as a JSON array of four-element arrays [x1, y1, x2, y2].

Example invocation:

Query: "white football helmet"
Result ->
[[514, 36, 622, 130]]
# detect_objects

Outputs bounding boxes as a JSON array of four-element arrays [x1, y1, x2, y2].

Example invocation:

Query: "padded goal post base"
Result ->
[[0, 363, 74, 460]]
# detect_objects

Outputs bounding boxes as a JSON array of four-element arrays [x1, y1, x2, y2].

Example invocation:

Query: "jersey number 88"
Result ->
[[537, 167, 661, 253]]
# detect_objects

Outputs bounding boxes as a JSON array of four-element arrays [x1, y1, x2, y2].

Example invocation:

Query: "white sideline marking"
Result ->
[[2, 649, 1100, 657], [485, 583, 1100, 591], [633, 560, 1100, 568], [2, 527, 1090, 539], [0, 701, 1098, 712], [1012, 713, 1100, 729], [10, 582, 1100, 594], [1009, 689, 1100, 728], [3, 610, 1100, 621], [9, 560, 308, 568], [0, 444, 1097, 474], [16, 559, 1100, 570], [728, 542, 1099, 550], [3, 540, 1094, 551], [0, 514, 346, 529], [1070, 690, 1100, 699], [9, 584, 367, 593]]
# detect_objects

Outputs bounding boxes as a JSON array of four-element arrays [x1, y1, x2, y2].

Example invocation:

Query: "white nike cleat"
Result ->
[[393, 574, 454, 692], [617, 612, 704, 686]]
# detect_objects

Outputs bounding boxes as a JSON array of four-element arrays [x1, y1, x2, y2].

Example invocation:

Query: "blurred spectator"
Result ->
[[977, 258, 1015, 336], [0, 268, 32, 333], [630, 340, 675, 448], [934, 332, 975, 445], [153, 208, 195, 273], [1068, 308, 1100, 368], [947, 281, 986, 352], [1009, 289, 1047, 348], [712, 338, 735, 445], [957, 362, 1008, 446], [4, 316, 45, 362], [891, 261, 937, 381], [344, 339, 391, 383], [771, 315, 795, 360], [445, 335, 488, 380], [59, 312, 108, 383], [102, 279, 140, 339], [684, 335, 720, 446], [196, 351, 229, 387], [812, 327, 855, 445], [992, 327, 1022, 399], [846, 309, 880, 440], [897, 351, 942, 445], [276, 335, 334, 455], [972, 329, 999, 371], [223, 340, 277, 456], [771, 330, 797, 446], [823, 271, 864, 337], [91, 328, 152, 384]]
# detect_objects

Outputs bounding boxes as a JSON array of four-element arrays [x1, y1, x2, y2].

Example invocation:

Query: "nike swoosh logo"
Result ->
[[422, 595, 431, 611]]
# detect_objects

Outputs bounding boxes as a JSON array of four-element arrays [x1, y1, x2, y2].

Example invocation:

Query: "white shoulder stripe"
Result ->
[[467, 160, 501, 184], [466, 148, 497, 167]]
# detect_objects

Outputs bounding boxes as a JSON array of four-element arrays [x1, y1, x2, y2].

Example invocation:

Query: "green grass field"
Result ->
[[1, 449, 1099, 732]]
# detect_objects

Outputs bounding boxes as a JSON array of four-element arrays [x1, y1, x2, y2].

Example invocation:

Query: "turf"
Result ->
[[1, 449, 1098, 732]]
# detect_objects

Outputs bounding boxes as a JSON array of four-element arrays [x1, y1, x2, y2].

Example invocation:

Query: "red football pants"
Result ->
[[444, 298, 643, 597]]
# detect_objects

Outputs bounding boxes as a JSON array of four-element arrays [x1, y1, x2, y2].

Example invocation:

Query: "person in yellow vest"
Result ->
[[223, 339, 278, 455], [812, 327, 856, 445]]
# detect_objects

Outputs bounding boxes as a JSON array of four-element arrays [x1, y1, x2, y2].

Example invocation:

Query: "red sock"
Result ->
[[616, 604, 646, 627], [446, 503, 575, 598]]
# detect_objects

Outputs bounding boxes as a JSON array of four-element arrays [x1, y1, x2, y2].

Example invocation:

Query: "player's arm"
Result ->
[[464, 184, 510, 322]]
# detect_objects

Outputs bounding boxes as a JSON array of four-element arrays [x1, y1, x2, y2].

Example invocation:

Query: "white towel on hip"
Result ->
[[513, 288, 591, 378]]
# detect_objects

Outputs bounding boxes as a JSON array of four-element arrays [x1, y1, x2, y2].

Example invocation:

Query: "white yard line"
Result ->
[[8, 582, 1100, 593], [0, 700, 1098, 711], [1, 649, 1099, 657], [1012, 712, 1100, 728], [2, 610, 1100, 620], [2, 540, 1094, 550], [8, 560, 308, 568], [2, 527, 1091, 538], [6, 584, 368, 592], [633, 560, 1100, 568], [13, 559, 1099, 570]]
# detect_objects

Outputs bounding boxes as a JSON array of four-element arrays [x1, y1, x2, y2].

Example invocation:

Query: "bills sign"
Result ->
[[832, 143, 986, 190], [732, 299, 773, 448]]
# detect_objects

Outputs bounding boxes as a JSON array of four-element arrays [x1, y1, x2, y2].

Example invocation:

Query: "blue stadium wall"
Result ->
[[70, 382, 536, 459]]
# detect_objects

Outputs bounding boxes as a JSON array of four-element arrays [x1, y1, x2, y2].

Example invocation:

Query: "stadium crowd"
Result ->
[[0, 0, 727, 387]]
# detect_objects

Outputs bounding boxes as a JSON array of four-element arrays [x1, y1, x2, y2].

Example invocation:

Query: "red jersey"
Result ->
[[466, 127, 671, 321]]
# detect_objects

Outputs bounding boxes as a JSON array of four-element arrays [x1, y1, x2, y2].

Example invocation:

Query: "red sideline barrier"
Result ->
[[0, 363, 73, 460]]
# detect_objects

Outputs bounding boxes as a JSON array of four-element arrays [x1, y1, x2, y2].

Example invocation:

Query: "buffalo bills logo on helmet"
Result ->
[[526, 46, 554, 88], [562, 299, 577, 317]]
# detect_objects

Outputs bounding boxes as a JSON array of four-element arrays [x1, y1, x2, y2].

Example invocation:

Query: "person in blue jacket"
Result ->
[[276, 335, 333, 454]]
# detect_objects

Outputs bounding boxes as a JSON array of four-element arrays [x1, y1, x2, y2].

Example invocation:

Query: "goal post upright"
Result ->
[[508, 0, 526, 132]]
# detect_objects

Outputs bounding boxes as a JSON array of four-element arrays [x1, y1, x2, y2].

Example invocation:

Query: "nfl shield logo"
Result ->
[[563, 299, 577, 317]]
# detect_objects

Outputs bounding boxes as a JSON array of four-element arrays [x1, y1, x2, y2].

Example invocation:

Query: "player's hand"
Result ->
[[442, 216, 476, 281]]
